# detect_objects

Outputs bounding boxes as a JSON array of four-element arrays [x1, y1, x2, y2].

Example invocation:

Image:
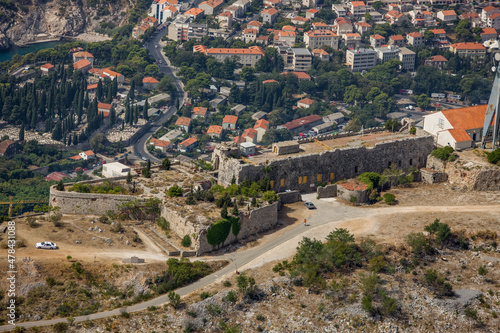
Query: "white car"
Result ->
[[36, 241, 57, 249]]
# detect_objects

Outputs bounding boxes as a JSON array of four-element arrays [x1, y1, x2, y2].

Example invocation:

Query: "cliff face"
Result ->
[[0, 0, 133, 49]]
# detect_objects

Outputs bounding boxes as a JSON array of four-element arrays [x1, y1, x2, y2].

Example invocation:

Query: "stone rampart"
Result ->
[[277, 191, 302, 204], [317, 184, 337, 198], [218, 135, 434, 192], [49, 186, 143, 215]]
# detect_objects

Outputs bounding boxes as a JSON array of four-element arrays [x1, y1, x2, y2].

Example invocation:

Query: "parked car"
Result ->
[[304, 202, 316, 209], [142, 157, 147, 161], [36, 241, 57, 249]]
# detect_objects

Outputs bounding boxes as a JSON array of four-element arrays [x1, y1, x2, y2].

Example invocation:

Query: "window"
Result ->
[[280, 178, 285, 187], [330, 172, 334, 180], [317, 174, 322, 182], [270, 180, 274, 188], [303, 176, 307, 183], [298, 176, 302, 184], [438, 118, 444, 129]]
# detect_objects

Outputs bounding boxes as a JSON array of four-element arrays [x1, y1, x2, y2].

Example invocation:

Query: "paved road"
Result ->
[[0, 195, 372, 331], [132, 28, 186, 164]]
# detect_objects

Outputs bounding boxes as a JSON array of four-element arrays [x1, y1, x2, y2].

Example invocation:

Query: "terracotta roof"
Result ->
[[282, 25, 296, 31], [440, 105, 486, 132], [390, 35, 404, 40], [242, 128, 257, 139], [98, 102, 112, 110], [483, 5, 496, 12], [307, 9, 319, 13], [185, 8, 204, 15], [207, 125, 223, 135], [407, 32, 423, 38], [164, 6, 177, 12], [447, 129, 472, 142], [70, 155, 82, 160], [45, 172, 69, 182], [440, 10, 456, 16], [192, 107, 208, 116], [339, 180, 367, 191], [263, 79, 279, 84], [0, 140, 15, 154], [279, 31, 297, 37], [490, 12, 500, 19], [422, 11, 432, 15], [288, 72, 311, 79], [482, 27, 497, 35], [298, 97, 315, 105], [175, 117, 192, 126], [143, 77, 160, 83], [103, 68, 122, 78], [143, 16, 158, 23], [430, 29, 446, 35], [73, 51, 94, 59], [41, 63, 54, 69], [199, 0, 223, 8], [305, 29, 338, 37], [217, 11, 232, 17], [371, 34, 385, 40], [430, 55, 448, 62], [87, 83, 98, 90], [344, 33, 361, 38], [244, 28, 258, 34], [180, 137, 198, 147], [150, 138, 171, 147], [83, 150, 95, 156], [248, 20, 262, 26], [451, 42, 486, 50], [261, 8, 278, 15], [281, 114, 322, 130], [312, 48, 329, 56], [223, 115, 238, 124], [351, 1, 365, 7], [205, 47, 264, 56], [73, 59, 91, 70], [254, 119, 269, 130], [356, 22, 371, 27], [292, 16, 309, 23]]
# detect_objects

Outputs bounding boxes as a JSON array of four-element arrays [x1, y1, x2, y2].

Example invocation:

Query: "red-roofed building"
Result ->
[[73, 59, 92, 73], [311, 22, 329, 30], [278, 114, 323, 132], [297, 98, 315, 109], [337, 180, 369, 203], [175, 117, 192, 132], [87, 83, 98, 91], [304, 30, 339, 49], [178, 137, 198, 152], [222, 115, 238, 130], [72, 51, 94, 65], [254, 119, 269, 142], [355, 21, 371, 34], [0, 140, 17, 159], [450, 42, 486, 60], [312, 48, 330, 61], [150, 138, 172, 153], [98, 103, 112, 117], [261, 7, 278, 24], [194, 45, 265, 66], [40, 63, 54, 74], [199, 0, 223, 15], [430, 29, 447, 42], [263, 79, 279, 84], [482, 6, 500, 22], [79, 150, 96, 160], [217, 11, 233, 29], [306, 8, 319, 19], [192, 106, 208, 119], [425, 55, 448, 69], [143, 77, 160, 90], [281, 71, 311, 81], [437, 10, 457, 22], [389, 35, 405, 47], [487, 12, 500, 29], [407, 32, 424, 47], [243, 28, 258, 43], [350, 1, 366, 16], [423, 104, 488, 150], [370, 34, 385, 48], [185, 7, 205, 19], [247, 20, 262, 32], [45, 172, 71, 182], [240, 128, 258, 144], [481, 27, 497, 42], [207, 125, 224, 138], [69, 155, 82, 161], [291, 16, 309, 25]]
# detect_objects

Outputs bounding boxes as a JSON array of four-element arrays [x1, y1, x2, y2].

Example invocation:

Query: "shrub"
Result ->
[[56, 180, 65, 191], [424, 269, 453, 296], [168, 291, 181, 309], [226, 290, 237, 303], [262, 191, 279, 203], [26, 217, 39, 228], [185, 191, 196, 205], [358, 172, 382, 190], [162, 156, 171, 170], [409, 126, 416, 135], [167, 185, 183, 197], [361, 295, 375, 315], [431, 146, 455, 161], [200, 291, 211, 300], [53, 322, 69, 333], [223, 281, 232, 287], [406, 232, 433, 257], [381, 296, 398, 316], [256, 314, 265, 321], [383, 193, 396, 205], [181, 235, 192, 247], [478, 265, 488, 277], [369, 255, 386, 273], [157, 217, 170, 231], [424, 219, 451, 246]]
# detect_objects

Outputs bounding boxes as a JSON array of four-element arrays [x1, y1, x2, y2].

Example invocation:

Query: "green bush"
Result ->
[[487, 148, 500, 165], [206, 219, 232, 247], [167, 185, 183, 197], [226, 290, 238, 303], [406, 232, 433, 258], [424, 219, 451, 246], [358, 172, 382, 190], [431, 146, 455, 161], [383, 193, 396, 205], [424, 269, 453, 296], [181, 235, 192, 247], [157, 217, 170, 231], [168, 291, 181, 309]]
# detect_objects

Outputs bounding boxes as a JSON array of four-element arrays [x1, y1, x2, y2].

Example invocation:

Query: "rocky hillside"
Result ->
[[0, 0, 142, 48]]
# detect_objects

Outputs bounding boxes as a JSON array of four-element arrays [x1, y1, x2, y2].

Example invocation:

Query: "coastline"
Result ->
[[64, 33, 112, 43]]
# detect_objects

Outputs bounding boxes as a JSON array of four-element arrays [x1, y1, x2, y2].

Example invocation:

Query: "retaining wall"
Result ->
[[277, 191, 302, 204], [317, 184, 337, 198]]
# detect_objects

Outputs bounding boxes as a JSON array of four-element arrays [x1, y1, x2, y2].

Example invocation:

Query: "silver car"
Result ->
[[36, 241, 57, 249]]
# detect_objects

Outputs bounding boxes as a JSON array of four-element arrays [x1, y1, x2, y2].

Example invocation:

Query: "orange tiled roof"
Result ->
[[223, 115, 238, 124], [87, 83, 98, 90], [242, 128, 257, 139], [98, 102, 112, 110], [351, 1, 365, 7], [450, 42, 486, 50], [41, 63, 54, 69], [143, 77, 159, 83], [407, 32, 423, 38], [312, 48, 330, 56], [143, 16, 158, 23], [371, 34, 385, 40], [206, 47, 264, 56], [447, 129, 472, 142], [70, 155, 82, 160], [263, 79, 279, 84], [185, 8, 204, 15], [441, 105, 487, 131], [83, 150, 95, 156], [356, 22, 371, 27], [298, 97, 315, 105], [180, 137, 198, 147], [339, 180, 367, 191], [248, 20, 262, 26], [390, 34, 404, 40], [282, 25, 296, 31], [490, 12, 500, 19], [199, 0, 223, 8], [73, 51, 94, 58], [440, 10, 456, 16], [192, 106, 208, 116], [73, 59, 91, 69], [150, 138, 171, 147], [305, 30, 338, 37], [261, 8, 278, 15], [244, 28, 258, 34], [207, 125, 223, 135], [307, 9, 319, 13], [482, 27, 497, 35], [254, 119, 269, 130], [430, 29, 446, 35], [430, 55, 448, 62], [292, 16, 309, 22], [175, 117, 192, 126]]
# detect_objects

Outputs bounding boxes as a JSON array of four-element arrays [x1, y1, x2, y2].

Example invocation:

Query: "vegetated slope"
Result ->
[[0, 0, 150, 48]]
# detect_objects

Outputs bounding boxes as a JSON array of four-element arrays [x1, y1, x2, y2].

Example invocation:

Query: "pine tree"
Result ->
[[221, 203, 228, 219], [19, 123, 25, 141], [143, 98, 149, 121]]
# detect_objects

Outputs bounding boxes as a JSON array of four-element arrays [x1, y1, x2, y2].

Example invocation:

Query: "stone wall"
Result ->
[[277, 191, 302, 204], [337, 185, 369, 204], [420, 168, 448, 184], [49, 186, 144, 215], [196, 202, 279, 255], [317, 184, 337, 198], [218, 135, 434, 192]]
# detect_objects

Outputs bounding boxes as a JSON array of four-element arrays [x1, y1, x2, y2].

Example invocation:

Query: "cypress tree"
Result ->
[[109, 105, 116, 127], [97, 80, 103, 101], [19, 123, 24, 141], [133, 105, 139, 124], [112, 78, 118, 97], [106, 84, 112, 103], [30, 107, 37, 130], [67, 135, 72, 146], [84, 90, 89, 108], [143, 98, 149, 121], [129, 80, 135, 100]]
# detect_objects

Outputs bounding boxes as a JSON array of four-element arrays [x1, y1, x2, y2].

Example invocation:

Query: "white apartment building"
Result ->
[[304, 30, 340, 50], [375, 46, 399, 64], [346, 48, 377, 72], [399, 47, 416, 71]]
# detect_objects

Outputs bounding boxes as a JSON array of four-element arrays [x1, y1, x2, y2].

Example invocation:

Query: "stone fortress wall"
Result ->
[[215, 135, 435, 191]]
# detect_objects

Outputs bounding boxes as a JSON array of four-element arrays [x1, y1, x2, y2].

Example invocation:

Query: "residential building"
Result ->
[[346, 48, 377, 72], [240, 142, 256, 156], [231, 104, 247, 115], [449, 42, 486, 60], [161, 6, 178, 23], [199, 0, 223, 15], [45, 172, 71, 182], [261, 8, 278, 24], [243, 28, 258, 43], [460, 12, 480, 26], [304, 30, 339, 50], [255, 36, 269, 45], [40, 63, 54, 74], [297, 98, 315, 108], [370, 34, 385, 48], [323, 112, 345, 124], [185, 7, 205, 20], [277, 30, 297, 46], [150, 138, 172, 153], [399, 47, 416, 71], [168, 16, 208, 42], [423, 105, 486, 150], [222, 115, 238, 130], [290, 48, 312, 72], [209, 28, 231, 38], [143, 77, 160, 90], [175, 116, 192, 132], [194, 45, 265, 66], [389, 35, 405, 47], [350, 1, 366, 17], [102, 162, 132, 178], [72, 51, 94, 66], [368, 11, 383, 21], [487, 12, 500, 29], [224, 5, 243, 18], [150, 0, 181, 24], [73, 59, 92, 73], [437, 10, 456, 22], [429, 28, 447, 42], [407, 32, 424, 47], [332, 4, 347, 17], [143, 16, 159, 28], [0, 140, 16, 158], [192, 107, 208, 119], [311, 22, 329, 30], [481, 27, 498, 42], [302, 0, 316, 8], [97, 103, 112, 117], [102, 68, 125, 84], [87, 83, 97, 92], [79, 150, 96, 160], [481, 6, 500, 22], [312, 48, 330, 61], [334, 17, 353, 35], [425, 55, 448, 69], [254, 119, 269, 142], [252, 111, 268, 120], [247, 20, 262, 32], [306, 9, 319, 19], [264, 0, 282, 7], [132, 23, 150, 38], [291, 16, 309, 25], [240, 128, 258, 144], [281, 71, 311, 81], [210, 96, 227, 109], [178, 137, 198, 152], [278, 114, 323, 133], [343, 33, 362, 49], [207, 125, 224, 138], [355, 21, 372, 34], [385, 10, 409, 25], [216, 12, 233, 29], [375, 46, 399, 64]]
